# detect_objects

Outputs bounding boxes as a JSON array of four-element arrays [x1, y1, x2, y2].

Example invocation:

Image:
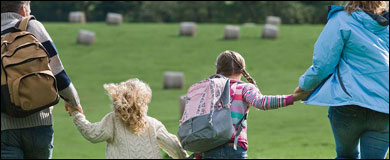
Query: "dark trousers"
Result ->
[[1, 125, 54, 159], [328, 105, 389, 159]]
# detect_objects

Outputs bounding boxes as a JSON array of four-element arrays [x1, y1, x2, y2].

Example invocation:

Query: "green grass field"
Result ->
[[42, 22, 388, 159]]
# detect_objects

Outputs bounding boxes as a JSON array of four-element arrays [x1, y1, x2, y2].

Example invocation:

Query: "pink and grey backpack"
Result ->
[[178, 74, 246, 154]]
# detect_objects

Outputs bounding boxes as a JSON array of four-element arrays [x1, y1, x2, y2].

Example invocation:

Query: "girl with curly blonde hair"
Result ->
[[66, 78, 188, 159]]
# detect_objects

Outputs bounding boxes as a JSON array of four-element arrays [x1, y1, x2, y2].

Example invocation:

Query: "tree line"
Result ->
[[30, 1, 345, 24]]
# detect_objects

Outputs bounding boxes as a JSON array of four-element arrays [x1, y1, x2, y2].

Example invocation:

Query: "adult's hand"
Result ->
[[65, 103, 83, 116], [293, 87, 311, 101]]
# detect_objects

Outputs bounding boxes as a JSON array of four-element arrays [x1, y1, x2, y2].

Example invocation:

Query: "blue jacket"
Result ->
[[299, 6, 389, 114]]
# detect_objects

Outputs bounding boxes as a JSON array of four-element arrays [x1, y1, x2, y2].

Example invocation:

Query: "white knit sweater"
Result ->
[[71, 111, 188, 159]]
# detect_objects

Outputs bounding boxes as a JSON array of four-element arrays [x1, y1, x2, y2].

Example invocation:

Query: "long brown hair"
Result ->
[[345, 1, 389, 15], [216, 50, 257, 87]]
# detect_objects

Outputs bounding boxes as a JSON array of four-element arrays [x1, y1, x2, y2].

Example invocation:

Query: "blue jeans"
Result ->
[[1, 125, 54, 159], [202, 143, 248, 159], [328, 105, 389, 159]]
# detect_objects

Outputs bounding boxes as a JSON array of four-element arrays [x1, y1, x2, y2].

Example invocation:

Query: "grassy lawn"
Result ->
[[42, 22, 388, 159]]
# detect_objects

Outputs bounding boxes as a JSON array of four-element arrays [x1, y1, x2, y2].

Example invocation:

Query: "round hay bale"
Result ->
[[163, 72, 184, 89], [243, 22, 256, 27], [266, 16, 281, 25], [69, 11, 86, 23], [179, 22, 197, 36], [261, 24, 279, 39], [77, 30, 95, 45], [106, 12, 123, 25], [179, 95, 186, 118], [224, 25, 240, 40]]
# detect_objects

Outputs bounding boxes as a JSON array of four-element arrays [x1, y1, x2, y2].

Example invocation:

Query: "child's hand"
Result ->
[[65, 103, 83, 116], [293, 91, 310, 101], [293, 87, 311, 101]]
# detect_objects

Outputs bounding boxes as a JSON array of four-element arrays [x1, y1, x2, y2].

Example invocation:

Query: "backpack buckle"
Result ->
[[35, 43, 40, 50], [2, 41, 9, 52]]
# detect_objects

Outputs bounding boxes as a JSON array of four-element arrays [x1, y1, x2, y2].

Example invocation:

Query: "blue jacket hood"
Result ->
[[327, 5, 345, 20], [328, 5, 389, 32]]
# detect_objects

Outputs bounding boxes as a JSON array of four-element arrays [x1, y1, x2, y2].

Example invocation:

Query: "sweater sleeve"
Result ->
[[27, 19, 81, 107], [155, 120, 188, 159], [71, 111, 114, 143], [242, 83, 294, 110]]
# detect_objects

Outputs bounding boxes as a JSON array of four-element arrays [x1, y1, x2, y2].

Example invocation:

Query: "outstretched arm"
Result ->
[[28, 20, 81, 108], [68, 105, 114, 143], [299, 17, 349, 91], [243, 84, 296, 110], [155, 120, 188, 159]]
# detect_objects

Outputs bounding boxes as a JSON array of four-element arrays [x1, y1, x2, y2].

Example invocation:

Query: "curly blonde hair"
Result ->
[[345, 1, 389, 15], [103, 78, 152, 135]]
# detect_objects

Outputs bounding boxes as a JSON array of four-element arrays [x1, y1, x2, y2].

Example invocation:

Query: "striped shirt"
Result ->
[[229, 79, 294, 150], [1, 12, 80, 131]]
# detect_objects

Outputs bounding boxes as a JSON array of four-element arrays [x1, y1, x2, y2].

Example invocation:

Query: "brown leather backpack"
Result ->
[[1, 16, 59, 117]]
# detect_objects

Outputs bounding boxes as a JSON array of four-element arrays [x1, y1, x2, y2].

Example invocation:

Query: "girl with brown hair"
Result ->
[[199, 50, 308, 159]]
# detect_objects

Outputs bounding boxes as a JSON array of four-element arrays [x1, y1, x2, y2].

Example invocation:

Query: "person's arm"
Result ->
[[155, 120, 188, 159], [243, 84, 295, 110], [28, 20, 81, 108], [71, 111, 114, 143], [298, 17, 351, 91]]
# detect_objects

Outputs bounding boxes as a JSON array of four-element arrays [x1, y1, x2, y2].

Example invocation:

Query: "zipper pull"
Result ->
[[2, 42, 8, 53]]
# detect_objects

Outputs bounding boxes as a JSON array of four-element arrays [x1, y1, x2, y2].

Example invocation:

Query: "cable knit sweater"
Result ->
[[71, 111, 188, 159]]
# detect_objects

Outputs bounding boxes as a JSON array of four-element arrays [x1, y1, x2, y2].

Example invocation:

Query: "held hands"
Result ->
[[293, 87, 311, 101], [65, 103, 83, 116]]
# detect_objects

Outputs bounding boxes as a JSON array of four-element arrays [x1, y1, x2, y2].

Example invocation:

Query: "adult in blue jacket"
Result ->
[[295, 1, 389, 159]]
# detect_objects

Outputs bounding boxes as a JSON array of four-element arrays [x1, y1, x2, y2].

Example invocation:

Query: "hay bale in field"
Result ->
[[224, 25, 240, 40], [77, 30, 95, 45], [266, 16, 281, 25], [163, 72, 184, 89], [106, 12, 123, 25], [179, 95, 186, 118], [69, 11, 86, 23], [261, 24, 279, 39], [179, 22, 197, 36], [243, 22, 256, 27]]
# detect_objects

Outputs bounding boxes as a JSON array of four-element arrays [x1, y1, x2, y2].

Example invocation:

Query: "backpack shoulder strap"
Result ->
[[1, 16, 36, 35], [1, 27, 18, 36], [17, 16, 36, 31], [233, 113, 247, 150]]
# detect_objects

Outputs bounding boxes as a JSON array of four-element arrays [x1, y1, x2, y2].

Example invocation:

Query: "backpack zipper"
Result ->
[[10, 33, 35, 44], [3, 42, 44, 58], [4, 57, 42, 69]]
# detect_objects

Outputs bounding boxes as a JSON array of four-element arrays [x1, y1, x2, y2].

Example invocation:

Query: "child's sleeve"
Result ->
[[155, 120, 188, 159], [242, 83, 294, 110], [71, 111, 114, 143]]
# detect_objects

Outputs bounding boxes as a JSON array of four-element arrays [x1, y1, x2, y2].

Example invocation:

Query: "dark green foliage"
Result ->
[[29, 1, 344, 24]]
